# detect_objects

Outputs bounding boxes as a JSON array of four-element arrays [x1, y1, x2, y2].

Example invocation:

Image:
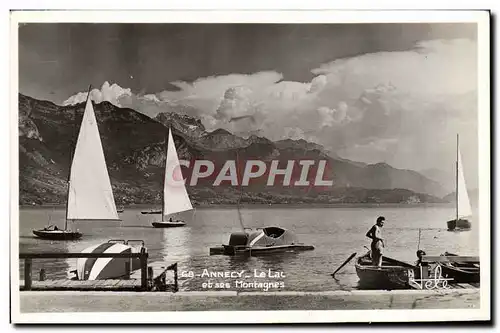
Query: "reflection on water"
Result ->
[[161, 226, 192, 264], [19, 205, 480, 291]]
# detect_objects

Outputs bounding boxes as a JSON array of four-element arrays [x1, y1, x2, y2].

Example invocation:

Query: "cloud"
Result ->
[[159, 71, 282, 115], [312, 38, 476, 97], [215, 86, 255, 121], [63, 81, 132, 107], [317, 101, 350, 127], [61, 38, 478, 186], [142, 94, 161, 103]]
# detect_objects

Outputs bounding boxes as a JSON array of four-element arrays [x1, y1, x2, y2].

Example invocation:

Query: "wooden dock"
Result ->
[[18, 252, 478, 293], [20, 279, 143, 291], [19, 251, 178, 292]]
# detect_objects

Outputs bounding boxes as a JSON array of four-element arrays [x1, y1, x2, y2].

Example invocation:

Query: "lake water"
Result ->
[[18, 205, 479, 291]]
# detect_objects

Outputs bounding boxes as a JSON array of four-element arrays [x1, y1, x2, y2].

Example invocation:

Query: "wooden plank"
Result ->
[[74, 281, 94, 288], [36, 282, 58, 290], [110, 279, 123, 287], [20, 277, 146, 291], [116, 280, 133, 288], [102, 279, 119, 287], [34, 281, 49, 288], [40, 280, 59, 288], [458, 283, 475, 289], [60, 280, 75, 287], [94, 280, 108, 287], [20, 252, 146, 259]]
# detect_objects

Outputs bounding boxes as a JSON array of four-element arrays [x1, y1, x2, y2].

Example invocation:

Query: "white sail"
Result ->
[[67, 97, 119, 220], [163, 128, 193, 216], [457, 149, 472, 218]]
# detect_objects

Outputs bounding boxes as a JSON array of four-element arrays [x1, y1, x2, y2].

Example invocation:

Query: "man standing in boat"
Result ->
[[366, 216, 385, 267]]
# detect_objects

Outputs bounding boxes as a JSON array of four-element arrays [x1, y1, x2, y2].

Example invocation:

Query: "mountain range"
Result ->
[[18, 93, 449, 206]]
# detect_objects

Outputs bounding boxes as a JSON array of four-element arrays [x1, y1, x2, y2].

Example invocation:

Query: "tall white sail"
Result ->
[[163, 128, 193, 216], [67, 97, 119, 220], [457, 149, 472, 218]]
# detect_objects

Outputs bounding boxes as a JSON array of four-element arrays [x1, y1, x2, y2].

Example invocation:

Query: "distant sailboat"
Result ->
[[447, 134, 472, 231], [152, 128, 193, 228], [33, 86, 120, 240]]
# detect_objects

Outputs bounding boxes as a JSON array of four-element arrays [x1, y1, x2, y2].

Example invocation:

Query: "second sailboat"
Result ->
[[152, 128, 193, 228]]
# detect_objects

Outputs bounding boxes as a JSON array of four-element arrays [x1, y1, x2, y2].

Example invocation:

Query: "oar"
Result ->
[[331, 252, 357, 277]]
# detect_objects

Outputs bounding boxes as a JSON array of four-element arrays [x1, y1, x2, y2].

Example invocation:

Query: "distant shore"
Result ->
[[19, 202, 454, 210]]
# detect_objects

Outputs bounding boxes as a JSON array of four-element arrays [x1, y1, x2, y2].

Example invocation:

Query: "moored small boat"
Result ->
[[447, 218, 471, 231], [141, 210, 162, 215], [209, 226, 314, 256], [438, 252, 480, 283], [354, 252, 415, 290], [152, 220, 186, 228], [439, 262, 479, 283], [33, 228, 82, 241]]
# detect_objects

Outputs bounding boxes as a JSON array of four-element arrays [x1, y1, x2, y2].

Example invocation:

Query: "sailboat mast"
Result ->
[[65, 85, 92, 230], [456, 134, 459, 222], [236, 150, 245, 232], [161, 130, 167, 222]]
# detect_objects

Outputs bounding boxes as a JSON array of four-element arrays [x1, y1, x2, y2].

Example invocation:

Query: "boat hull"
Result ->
[[441, 264, 480, 283], [141, 210, 162, 215], [33, 229, 83, 240], [210, 244, 314, 256], [74, 242, 143, 280], [209, 227, 314, 256], [152, 221, 186, 228], [355, 253, 415, 290], [447, 219, 471, 231]]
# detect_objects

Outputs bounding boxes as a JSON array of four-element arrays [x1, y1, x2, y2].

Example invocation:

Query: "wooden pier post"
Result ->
[[140, 248, 148, 291], [124, 260, 130, 280], [147, 267, 153, 287], [173, 263, 178, 292], [24, 259, 32, 291], [39, 268, 46, 281]]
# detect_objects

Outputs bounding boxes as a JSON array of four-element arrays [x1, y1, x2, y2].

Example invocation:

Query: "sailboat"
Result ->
[[33, 86, 120, 240], [446, 134, 472, 231], [151, 128, 193, 228]]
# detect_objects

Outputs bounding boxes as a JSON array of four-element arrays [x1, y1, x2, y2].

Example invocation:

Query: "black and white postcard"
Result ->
[[10, 10, 491, 324]]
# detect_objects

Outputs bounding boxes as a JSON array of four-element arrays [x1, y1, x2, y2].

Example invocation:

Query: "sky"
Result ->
[[18, 23, 479, 189]]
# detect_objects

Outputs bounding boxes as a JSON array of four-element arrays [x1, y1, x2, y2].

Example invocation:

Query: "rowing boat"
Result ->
[[355, 252, 416, 289]]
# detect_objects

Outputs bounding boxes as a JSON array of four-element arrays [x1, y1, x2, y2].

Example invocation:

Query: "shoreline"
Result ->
[[19, 202, 454, 210]]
